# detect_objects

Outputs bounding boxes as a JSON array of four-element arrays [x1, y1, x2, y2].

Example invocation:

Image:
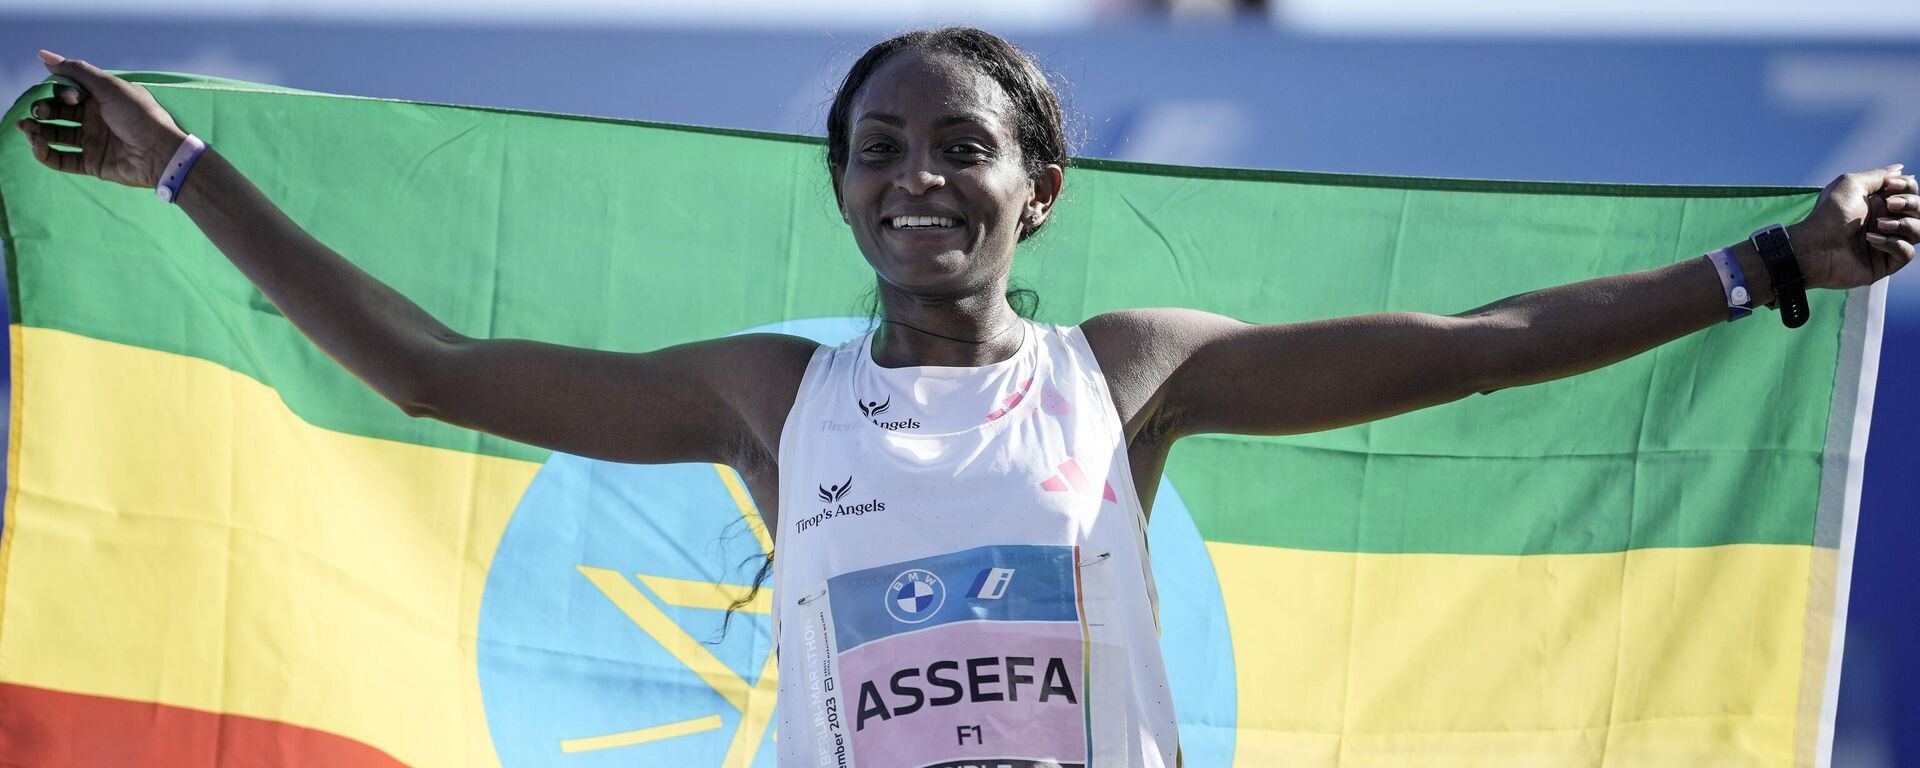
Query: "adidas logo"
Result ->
[[986, 377, 1036, 422], [1039, 457, 1117, 503]]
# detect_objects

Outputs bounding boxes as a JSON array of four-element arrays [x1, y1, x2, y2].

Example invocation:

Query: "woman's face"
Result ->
[[834, 49, 1061, 299]]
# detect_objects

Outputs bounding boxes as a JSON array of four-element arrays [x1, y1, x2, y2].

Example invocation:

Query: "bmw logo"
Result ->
[[885, 569, 945, 624]]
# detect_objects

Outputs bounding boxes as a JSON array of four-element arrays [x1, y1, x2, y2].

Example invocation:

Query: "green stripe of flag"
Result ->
[[1, 75, 1837, 555]]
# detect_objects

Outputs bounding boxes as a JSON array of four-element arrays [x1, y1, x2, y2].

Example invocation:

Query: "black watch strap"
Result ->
[[1750, 225, 1809, 329]]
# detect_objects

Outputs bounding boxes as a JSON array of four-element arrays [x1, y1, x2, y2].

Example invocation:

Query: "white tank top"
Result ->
[[773, 318, 1179, 767]]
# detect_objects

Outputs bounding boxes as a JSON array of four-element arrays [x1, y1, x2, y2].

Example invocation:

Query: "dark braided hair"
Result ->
[[714, 28, 1070, 641]]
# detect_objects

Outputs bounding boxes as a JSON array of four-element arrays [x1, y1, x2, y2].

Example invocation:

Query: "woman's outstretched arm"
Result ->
[[15, 52, 814, 468], [1084, 166, 1916, 441]]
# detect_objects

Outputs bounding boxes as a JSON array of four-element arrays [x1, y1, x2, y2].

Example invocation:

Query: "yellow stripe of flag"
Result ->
[[2, 327, 539, 767]]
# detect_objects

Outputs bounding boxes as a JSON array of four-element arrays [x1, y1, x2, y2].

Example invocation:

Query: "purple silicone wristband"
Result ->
[[154, 134, 207, 204], [1706, 247, 1753, 322]]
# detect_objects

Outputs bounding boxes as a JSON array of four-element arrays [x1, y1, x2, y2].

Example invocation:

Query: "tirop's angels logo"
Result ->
[[858, 395, 921, 431], [818, 477, 853, 503], [796, 475, 887, 533]]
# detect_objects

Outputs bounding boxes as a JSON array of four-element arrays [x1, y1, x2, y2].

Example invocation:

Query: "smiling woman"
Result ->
[[11, 22, 1919, 768], [826, 29, 1070, 360]]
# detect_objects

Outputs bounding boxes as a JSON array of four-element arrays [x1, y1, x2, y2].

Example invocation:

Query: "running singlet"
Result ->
[[773, 319, 1179, 767]]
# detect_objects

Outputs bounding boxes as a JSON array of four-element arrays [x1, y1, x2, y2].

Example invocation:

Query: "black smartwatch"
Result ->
[[1750, 224, 1809, 329]]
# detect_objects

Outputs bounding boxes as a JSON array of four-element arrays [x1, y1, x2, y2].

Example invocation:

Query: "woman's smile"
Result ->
[[881, 213, 970, 251]]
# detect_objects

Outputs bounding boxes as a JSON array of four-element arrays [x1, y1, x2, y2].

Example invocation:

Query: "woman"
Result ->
[[15, 27, 1916, 766]]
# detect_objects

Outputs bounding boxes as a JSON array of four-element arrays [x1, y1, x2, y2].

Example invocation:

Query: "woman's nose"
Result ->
[[896, 168, 945, 195]]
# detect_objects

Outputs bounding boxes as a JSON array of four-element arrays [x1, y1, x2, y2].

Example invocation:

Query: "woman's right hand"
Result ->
[[12, 50, 190, 189]]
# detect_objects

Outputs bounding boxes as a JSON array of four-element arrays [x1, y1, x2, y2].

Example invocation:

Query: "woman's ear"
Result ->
[[831, 173, 849, 223], [1024, 164, 1065, 232]]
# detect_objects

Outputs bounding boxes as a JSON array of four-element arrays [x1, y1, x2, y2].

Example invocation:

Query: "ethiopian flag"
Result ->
[[0, 73, 1881, 767]]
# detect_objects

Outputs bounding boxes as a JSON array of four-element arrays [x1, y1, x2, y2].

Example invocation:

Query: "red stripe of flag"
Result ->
[[0, 682, 407, 767]]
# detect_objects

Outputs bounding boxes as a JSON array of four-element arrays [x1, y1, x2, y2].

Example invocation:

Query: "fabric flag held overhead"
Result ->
[[0, 72, 1881, 767]]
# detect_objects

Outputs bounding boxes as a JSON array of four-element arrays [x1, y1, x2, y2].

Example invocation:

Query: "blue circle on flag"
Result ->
[[477, 316, 1238, 766]]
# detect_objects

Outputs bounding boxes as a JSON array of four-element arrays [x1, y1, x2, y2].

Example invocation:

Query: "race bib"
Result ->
[[796, 544, 1091, 768]]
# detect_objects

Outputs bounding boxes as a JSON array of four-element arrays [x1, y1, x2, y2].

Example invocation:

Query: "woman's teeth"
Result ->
[[891, 216, 957, 229]]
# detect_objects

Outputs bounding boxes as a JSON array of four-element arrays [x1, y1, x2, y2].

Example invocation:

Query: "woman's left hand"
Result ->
[[1790, 164, 1917, 290]]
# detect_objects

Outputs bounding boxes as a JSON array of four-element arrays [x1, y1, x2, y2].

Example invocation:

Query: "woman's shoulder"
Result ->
[[716, 331, 823, 364], [705, 331, 822, 465], [1075, 308, 1246, 438], [1076, 307, 1229, 366]]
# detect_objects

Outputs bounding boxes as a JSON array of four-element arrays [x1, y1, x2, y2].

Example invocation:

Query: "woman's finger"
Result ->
[[15, 118, 82, 148], [23, 133, 85, 175], [38, 52, 113, 99], [1865, 234, 1915, 267], [1885, 194, 1917, 214], [1872, 176, 1918, 198], [1866, 229, 1915, 252], [28, 98, 83, 123], [1876, 217, 1920, 242]]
